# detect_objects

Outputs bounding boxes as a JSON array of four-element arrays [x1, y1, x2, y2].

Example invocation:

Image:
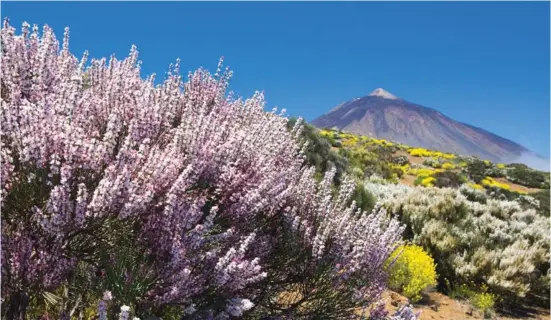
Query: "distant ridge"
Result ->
[[311, 89, 547, 169]]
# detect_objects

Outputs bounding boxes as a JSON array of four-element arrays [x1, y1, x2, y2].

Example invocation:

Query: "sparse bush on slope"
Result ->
[[466, 159, 490, 184], [0, 21, 404, 319]]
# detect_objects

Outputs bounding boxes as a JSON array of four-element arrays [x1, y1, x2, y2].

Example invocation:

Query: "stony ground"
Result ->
[[381, 290, 550, 320]]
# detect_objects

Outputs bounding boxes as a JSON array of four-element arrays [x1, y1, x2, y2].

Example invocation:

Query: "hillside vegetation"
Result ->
[[296, 125, 550, 317]]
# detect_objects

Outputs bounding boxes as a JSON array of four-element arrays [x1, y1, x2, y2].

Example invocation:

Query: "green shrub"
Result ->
[[423, 157, 441, 168], [472, 290, 496, 318], [448, 283, 496, 319], [467, 159, 490, 183], [531, 190, 550, 216], [506, 165, 550, 189], [485, 166, 506, 178], [391, 155, 409, 166], [348, 183, 376, 213], [386, 244, 438, 302], [432, 171, 465, 188], [288, 119, 348, 185]]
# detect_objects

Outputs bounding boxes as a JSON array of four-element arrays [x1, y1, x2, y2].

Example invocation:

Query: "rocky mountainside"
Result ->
[[312, 88, 541, 165]]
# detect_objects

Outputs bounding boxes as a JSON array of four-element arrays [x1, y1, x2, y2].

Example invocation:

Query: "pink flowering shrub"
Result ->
[[1, 20, 403, 319]]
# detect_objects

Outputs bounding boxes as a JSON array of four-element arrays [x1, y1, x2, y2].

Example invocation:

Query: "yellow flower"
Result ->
[[442, 162, 455, 170], [481, 176, 510, 190], [468, 183, 484, 190], [386, 244, 438, 302], [421, 176, 436, 187]]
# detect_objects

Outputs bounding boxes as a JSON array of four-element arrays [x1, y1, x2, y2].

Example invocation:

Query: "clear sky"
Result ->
[[2, 2, 550, 158]]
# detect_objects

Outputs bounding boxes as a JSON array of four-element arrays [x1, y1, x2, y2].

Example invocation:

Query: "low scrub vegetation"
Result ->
[[365, 182, 550, 306]]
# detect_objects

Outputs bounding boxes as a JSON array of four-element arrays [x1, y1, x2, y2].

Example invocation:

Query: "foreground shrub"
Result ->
[[386, 244, 437, 302], [0, 21, 404, 319], [365, 182, 550, 305]]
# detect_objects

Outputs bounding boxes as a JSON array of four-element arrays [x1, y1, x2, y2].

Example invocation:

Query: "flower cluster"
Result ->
[[386, 244, 437, 302]]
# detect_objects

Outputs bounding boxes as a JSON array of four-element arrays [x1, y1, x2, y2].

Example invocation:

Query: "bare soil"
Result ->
[[380, 290, 550, 320], [400, 174, 417, 187]]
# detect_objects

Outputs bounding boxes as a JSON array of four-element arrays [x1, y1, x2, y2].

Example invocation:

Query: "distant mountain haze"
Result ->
[[312, 89, 549, 171]]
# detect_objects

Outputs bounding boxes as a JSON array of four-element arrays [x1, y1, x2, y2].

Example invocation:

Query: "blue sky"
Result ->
[[2, 2, 550, 158]]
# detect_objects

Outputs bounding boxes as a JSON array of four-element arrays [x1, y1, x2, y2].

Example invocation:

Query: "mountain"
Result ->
[[311, 88, 545, 166]]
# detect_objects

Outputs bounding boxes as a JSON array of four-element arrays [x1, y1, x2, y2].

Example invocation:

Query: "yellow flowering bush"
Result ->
[[390, 163, 410, 176], [496, 163, 506, 169], [421, 176, 436, 187], [472, 291, 496, 316], [386, 244, 438, 302], [467, 183, 484, 190], [370, 138, 393, 147], [481, 176, 511, 190], [442, 162, 455, 170], [408, 148, 430, 157], [409, 168, 436, 177], [407, 148, 455, 159]]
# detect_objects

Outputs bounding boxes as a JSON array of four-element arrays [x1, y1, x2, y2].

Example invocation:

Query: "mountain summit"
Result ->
[[368, 88, 399, 100], [311, 90, 540, 165]]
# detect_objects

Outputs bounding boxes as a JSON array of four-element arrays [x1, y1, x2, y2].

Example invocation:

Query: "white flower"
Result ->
[[103, 290, 113, 301]]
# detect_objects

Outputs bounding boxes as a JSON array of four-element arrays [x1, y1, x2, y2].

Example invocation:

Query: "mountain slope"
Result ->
[[311, 88, 539, 165]]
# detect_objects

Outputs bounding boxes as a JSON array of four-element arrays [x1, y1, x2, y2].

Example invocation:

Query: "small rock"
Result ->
[[430, 304, 439, 311]]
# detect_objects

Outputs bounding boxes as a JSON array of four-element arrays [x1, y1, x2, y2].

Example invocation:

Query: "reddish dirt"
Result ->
[[400, 174, 417, 187], [379, 290, 550, 320]]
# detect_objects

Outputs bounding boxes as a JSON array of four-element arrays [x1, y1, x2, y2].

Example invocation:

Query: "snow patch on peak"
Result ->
[[369, 88, 399, 100]]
